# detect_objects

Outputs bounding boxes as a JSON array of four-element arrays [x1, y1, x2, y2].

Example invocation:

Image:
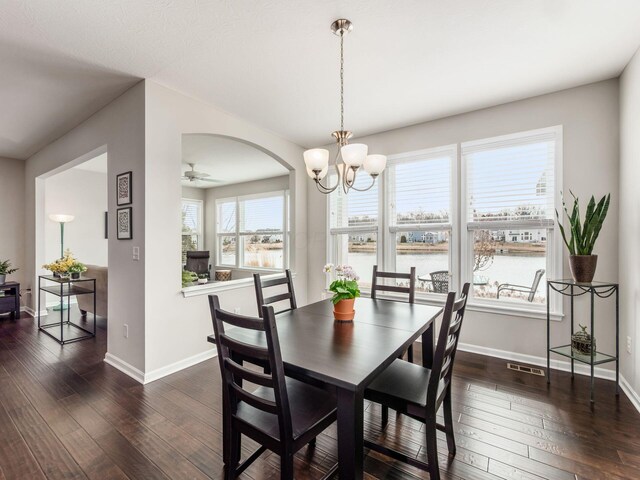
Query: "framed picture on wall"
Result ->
[[117, 207, 133, 240], [116, 171, 132, 206]]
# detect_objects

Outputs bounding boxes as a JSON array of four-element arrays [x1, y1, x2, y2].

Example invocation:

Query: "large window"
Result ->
[[181, 199, 203, 264], [216, 191, 289, 270], [327, 126, 562, 314], [462, 127, 560, 308]]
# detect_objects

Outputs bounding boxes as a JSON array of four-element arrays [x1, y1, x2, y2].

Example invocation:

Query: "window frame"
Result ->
[[181, 198, 204, 264], [325, 126, 564, 319], [215, 190, 289, 272], [460, 125, 563, 315]]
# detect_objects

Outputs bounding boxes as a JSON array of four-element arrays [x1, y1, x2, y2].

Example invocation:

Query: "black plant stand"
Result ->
[[38, 275, 96, 344], [546, 279, 619, 404]]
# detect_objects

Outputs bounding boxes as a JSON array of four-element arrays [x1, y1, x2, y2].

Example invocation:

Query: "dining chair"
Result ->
[[497, 268, 545, 302], [364, 283, 471, 480], [371, 265, 417, 361], [253, 269, 297, 318], [208, 295, 338, 480]]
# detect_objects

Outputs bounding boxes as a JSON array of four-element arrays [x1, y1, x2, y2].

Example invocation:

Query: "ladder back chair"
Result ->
[[363, 283, 471, 480], [371, 265, 417, 362], [253, 269, 297, 318], [208, 295, 338, 480]]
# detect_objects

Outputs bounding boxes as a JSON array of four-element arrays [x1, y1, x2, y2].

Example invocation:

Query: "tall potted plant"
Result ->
[[556, 191, 610, 283], [324, 264, 361, 321], [0, 259, 18, 285]]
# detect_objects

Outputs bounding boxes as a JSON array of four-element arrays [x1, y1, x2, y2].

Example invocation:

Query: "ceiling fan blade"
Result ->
[[197, 177, 224, 183]]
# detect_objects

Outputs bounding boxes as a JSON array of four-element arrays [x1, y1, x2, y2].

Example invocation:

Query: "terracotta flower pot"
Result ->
[[569, 255, 598, 283], [333, 298, 355, 322]]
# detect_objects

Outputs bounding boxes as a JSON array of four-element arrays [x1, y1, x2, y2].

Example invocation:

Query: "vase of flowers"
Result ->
[[68, 261, 87, 280], [43, 250, 85, 280], [324, 264, 360, 322]]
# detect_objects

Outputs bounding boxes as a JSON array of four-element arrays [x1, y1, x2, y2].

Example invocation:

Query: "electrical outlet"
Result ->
[[123, 324, 129, 338], [627, 336, 632, 354], [132, 246, 140, 261], [234, 307, 241, 314]]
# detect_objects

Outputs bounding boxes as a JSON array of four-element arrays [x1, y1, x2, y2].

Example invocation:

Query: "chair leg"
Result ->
[[381, 406, 389, 427], [407, 344, 414, 363], [443, 389, 456, 456], [225, 427, 241, 480], [308, 437, 316, 448], [280, 451, 294, 480], [425, 416, 441, 480]]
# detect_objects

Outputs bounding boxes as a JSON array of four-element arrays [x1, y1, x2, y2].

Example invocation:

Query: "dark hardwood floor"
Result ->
[[1, 310, 639, 479]]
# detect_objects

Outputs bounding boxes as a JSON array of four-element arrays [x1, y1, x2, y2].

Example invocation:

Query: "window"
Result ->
[[216, 191, 289, 270], [328, 171, 379, 287], [326, 126, 562, 315], [181, 199, 203, 264], [462, 127, 561, 309], [387, 147, 456, 295]]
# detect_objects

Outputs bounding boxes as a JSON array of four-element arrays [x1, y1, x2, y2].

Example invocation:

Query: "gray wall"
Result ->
[[308, 79, 620, 365], [620, 47, 640, 397], [0, 157, 25, 289], [45, 168, 108, 266]]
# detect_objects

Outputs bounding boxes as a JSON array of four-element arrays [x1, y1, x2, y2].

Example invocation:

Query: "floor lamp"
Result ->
[[49, 214, 74, 311]]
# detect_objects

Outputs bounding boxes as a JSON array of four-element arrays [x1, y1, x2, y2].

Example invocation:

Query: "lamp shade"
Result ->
[[306, 165, 328, 180], [340, 143, 368, 167], [303, 148, 329, 175], [363, 154, 387, 175], [49, 214, 75, 223]]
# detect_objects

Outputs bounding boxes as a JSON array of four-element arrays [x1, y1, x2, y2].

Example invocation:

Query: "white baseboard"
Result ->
[[143, 349, 217, 384], [104, 353, 145, 384], [458, 342, 615, 380], [23, 306, 48, 317], [103, 349, 218, 385], [620, 375, 640, 413], [458, 342, 640, 414]]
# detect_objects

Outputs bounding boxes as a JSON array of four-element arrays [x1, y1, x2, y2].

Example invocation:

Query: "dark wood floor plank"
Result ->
[[0, 400, 47, 480], [59, 428, 130, 480]]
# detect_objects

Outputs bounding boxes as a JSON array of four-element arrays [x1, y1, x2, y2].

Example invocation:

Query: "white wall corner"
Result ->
[[620, 374, 640, 414], [142, 348, 217, 384], [104, 352, 146, 384]]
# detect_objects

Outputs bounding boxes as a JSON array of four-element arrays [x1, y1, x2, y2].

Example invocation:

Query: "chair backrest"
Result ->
[[253, 269, 297, 318], [186, 250, 210, 276], [528, 269, 545, 302], [430, 270, 449, 294], [427, 283, 471, 408], [371, 265, 416, 303], [208, 295, 292, 441]]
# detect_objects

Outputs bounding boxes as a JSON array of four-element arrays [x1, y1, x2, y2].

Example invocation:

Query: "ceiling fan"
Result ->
[[181, 163, 223, 184]]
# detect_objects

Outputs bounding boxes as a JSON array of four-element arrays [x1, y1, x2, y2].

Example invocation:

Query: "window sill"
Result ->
[[332, 290, 563, 322], [182, 272, 292, 298]]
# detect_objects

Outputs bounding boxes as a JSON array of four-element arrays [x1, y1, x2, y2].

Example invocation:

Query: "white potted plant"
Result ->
[[0, 259, 18, 285]]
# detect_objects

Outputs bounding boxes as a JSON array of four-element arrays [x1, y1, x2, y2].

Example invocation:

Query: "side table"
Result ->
[[38, 275, 96, 344], [0, 281, 20, 319], [546, 279, 619, 403]]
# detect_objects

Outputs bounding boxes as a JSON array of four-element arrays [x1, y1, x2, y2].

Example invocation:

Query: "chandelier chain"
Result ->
[[340, 31, 344, 132]]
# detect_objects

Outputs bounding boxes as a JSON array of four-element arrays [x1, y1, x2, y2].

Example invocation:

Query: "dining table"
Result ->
[[208, 296, 443, 480]]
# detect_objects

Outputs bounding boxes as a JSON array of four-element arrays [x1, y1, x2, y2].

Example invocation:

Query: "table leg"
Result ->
[[337, 387, 364, 480], [616, 287, 620, 395], [590, 290, 595, 404], [422, 322, 435, 369], [570, 285, 574, 379]]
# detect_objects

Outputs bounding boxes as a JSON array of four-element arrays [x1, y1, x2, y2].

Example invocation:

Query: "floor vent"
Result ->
[[507, 363, 545, 376]]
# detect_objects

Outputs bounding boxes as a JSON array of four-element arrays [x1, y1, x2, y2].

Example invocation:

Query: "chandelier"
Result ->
[[303, 19, 387, 194]]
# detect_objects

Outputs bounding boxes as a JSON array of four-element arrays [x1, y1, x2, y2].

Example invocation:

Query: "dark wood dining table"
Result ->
[[208, 297, 443, 480]]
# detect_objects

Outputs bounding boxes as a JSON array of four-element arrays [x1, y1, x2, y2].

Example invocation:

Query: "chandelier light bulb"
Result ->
[[340, 143, 368, 167], [363, 154, 387, 176]]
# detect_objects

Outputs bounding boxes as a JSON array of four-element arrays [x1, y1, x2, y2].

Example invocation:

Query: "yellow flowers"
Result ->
[[42, 249, 86, 274]]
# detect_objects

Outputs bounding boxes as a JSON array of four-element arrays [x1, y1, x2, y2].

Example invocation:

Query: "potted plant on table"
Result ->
[[197, 273, 209, 285], [68, 261, 87, 280], [324, 264, 361, 321], [0, 259, 18, 285], [556, 191, 610, 283]]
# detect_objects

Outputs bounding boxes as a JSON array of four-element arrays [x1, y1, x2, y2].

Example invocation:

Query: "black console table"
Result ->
[[0, 281, 20, 319], [37, 275, 96, 344], [546, 279, 619, 403]]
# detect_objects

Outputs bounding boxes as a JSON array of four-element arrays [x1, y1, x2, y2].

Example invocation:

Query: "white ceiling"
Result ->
[[181, 134, 289, 188], [2, 1, 640, 159]]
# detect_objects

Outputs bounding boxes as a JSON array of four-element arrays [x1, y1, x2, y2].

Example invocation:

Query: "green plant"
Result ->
[[0, 259, 18, 275], [324, 264, 361, 304], [556, 191, 610, 255], [182, 270, 198, 287], [68, 261, 87, 274]]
